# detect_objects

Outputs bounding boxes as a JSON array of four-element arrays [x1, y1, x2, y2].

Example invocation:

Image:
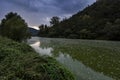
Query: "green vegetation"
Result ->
[[38, 0, 120, 41], [39, 38, 120, 80], [0, 36, 75, 80], [38, 16, 60, 37], [50, 16, 60, 26], [0, 12, 30, 42]]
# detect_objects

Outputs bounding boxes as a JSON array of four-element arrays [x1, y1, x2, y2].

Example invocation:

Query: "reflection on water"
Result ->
[[30, 41, 53, 56], [28, 37, 114, 80], [56, 53, 113, 80]]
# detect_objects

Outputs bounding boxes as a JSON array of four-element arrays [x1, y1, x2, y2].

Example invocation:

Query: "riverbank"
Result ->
[[0, 36, 75, 80]]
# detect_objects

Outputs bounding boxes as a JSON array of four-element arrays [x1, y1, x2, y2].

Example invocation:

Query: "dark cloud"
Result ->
[[53, 0, 88, 13], [0, 0, 96, 26]]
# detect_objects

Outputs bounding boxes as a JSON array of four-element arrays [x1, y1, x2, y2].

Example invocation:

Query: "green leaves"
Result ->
[[38, 0, 120, 40], [0, 12, 30, 42]]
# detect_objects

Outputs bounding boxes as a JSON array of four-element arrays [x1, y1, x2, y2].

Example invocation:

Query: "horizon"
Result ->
[[0, 0, 96, 28]]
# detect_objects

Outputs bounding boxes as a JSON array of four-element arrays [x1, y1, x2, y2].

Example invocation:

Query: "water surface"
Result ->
[[28, 37, 114, 80]]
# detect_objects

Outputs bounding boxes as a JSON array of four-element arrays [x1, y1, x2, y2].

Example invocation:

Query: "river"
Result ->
[[27, 37, 114, 80]]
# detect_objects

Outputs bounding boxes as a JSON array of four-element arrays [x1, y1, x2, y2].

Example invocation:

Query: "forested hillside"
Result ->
[[39, 0, 120, 40]]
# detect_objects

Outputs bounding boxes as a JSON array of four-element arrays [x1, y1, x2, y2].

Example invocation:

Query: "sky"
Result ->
[[0, 0, 96, 29]]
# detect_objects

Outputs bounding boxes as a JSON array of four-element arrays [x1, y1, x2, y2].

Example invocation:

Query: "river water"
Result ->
[[27, 37, 114, 80]]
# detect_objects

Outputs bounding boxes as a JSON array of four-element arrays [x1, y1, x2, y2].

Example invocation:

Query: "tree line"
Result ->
[[1, 0, 120, 41], [38, 0, 120, 41]]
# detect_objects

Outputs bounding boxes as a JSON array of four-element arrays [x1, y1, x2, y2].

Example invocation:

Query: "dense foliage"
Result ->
[[38, 16, 60, 37], [38, 0, 120, 40], [0, 36, 75, 80], [0, 12, 30, 42]]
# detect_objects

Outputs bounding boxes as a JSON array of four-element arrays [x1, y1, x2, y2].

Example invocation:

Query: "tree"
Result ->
[[37, 0, 120, 41], [50, 16, 60, 26], [38, 24, 49, 37], [103, 19, 120, 40], [0, 12, 30, 42]]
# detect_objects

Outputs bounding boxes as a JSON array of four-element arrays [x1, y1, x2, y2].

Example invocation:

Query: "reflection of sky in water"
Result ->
[[56, 53, 113, 80], [30, 41, 53, 56], [28, 37, 114, 80]]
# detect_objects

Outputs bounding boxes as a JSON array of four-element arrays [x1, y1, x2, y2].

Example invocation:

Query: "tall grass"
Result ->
[[0, 36, 75, 80]]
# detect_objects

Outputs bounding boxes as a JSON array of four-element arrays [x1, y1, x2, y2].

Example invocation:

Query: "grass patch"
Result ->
[[0, 36, 75, 80]]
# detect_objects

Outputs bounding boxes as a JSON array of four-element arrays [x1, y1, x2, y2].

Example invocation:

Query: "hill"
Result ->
[[28, 27, 39, 36], [39, 0, 120, 40], [0, 36, 74, 80]]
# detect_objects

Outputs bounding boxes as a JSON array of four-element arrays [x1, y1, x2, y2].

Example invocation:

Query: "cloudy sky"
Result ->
[[0, 0, 96, 28]]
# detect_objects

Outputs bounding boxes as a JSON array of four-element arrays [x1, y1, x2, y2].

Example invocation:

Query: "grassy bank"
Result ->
[[0, 36, 75, 80]]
